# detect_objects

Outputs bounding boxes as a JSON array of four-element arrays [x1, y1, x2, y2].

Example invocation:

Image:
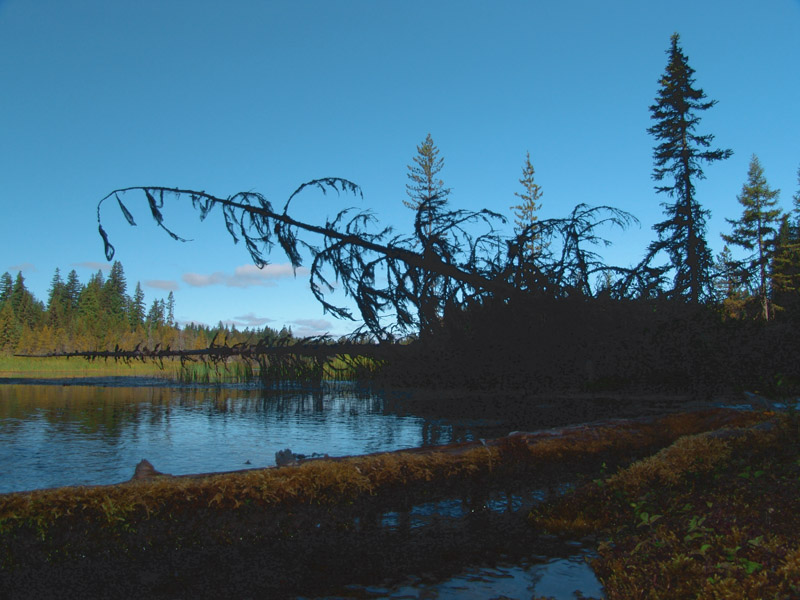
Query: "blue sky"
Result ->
[[1, 1, 798, 337]]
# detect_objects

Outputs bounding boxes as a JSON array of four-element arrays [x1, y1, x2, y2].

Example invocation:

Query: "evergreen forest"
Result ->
[[0, 262, 289, 357]]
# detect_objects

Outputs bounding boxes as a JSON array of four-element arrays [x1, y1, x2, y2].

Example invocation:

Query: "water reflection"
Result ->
[[0, 380, 524, 494], [313, 551, 604, 599]]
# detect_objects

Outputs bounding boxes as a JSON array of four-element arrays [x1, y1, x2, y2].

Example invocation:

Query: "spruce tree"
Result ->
[[404, 133, 450, 237], [10, 273, 43, 329], [78, 271, 105, 346], [46, 268, 67, 329], [713, 245, 748, 318], [647, 33, 732, 304], [103, 261, 128, 326], [166, 291, 175, 327], [0, 272, 12, 305], [0, 301, 19, 352], [129, 282, 146, 328], [510, 151, 545, 259], [721, 155, 781, 319], [146, 298, 165, 329], [771, 165, 800, 314], [64, 270, 81, 312], [404, 134, 451, 333]]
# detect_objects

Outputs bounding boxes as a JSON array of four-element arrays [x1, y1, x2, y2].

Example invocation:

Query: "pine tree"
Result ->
[[713, 245, 748, 319], [404, 133, 450, 237], [46, 268, 68, 329], [9, 272, 43, 330], [146, 298, 165, 329], [0, 272, 13, 305], [47, 268, 64, 309], [64, 270, 81, 312], [77, 271, 105, 347], [129, 282, 146, 328], [510, 151, 545, 258], [721, 155, 781, 319], [0, 301, 19, 352], [403, 134, 452, 334], [166, 291, 175, 327], [771, 165, 800, 314], [647, 33, 733, 304], [103, 261, 128, 327]]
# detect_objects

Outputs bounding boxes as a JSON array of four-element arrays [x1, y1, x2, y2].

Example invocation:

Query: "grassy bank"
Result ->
[[531, 410, 800, 598], [0, 355, 180, 378], [2, 351, 385, 384], [2, 353, 383, 384]]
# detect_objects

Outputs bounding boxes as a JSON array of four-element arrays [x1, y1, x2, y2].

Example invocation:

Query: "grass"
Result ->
[[530, 410, 800, 599], [1, 353, 384, 384], [177, 359, 255, 383], [0, 355, 179, 378]]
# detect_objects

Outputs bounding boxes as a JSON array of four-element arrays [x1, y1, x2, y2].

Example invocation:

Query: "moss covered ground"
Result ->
[[531, 411, 800, 599]]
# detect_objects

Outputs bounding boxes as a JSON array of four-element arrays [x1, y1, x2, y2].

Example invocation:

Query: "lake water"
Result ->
[[0, 379, 454, 493], [0, 377, 618, 598]]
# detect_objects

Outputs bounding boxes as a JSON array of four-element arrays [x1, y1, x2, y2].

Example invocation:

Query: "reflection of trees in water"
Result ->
[[0, 384, 174, 440]]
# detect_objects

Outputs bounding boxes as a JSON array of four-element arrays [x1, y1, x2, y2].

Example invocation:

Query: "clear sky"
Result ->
[[1, 1, 798, 337]]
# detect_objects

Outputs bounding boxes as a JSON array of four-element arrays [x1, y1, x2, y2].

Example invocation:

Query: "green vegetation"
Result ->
[[0, 260, 301, 361], [721, 155, 783, 320], [531, 410, 800, 598], [0, 355, 177, 378]]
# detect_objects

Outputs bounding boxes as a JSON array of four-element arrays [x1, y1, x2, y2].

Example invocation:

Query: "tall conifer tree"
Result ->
[[404, 133, 450, 238], [64, 270, 81, 311], [0, 272, 13, 305], [403, 134, 452, 334], [46, 268, 67, 328], [511, 151, 545, 258], [721, 155, 781, 319], [771, 165, 800, 313], [129, 282, 146, 328], [647, 33, 732, 304], [103, 261, 128, 326]]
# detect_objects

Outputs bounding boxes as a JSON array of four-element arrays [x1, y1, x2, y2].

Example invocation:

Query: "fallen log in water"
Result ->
[[0, 407, 775, 599]]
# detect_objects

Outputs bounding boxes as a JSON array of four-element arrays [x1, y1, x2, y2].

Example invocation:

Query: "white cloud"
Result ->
[[233, 312, 274, 327], [72, 261, 111, 271], [182, 263, 307, 288], [182, 272, 225, 287], [145, 279, 179, 291], [7, 262, 36, 272], [290, 318, 333, 337]]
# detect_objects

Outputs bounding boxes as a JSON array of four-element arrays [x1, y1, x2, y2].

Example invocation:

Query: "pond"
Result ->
[[6, 376, 707, 599], [1, 379, 444, 493], [0, 377, 701, 494]]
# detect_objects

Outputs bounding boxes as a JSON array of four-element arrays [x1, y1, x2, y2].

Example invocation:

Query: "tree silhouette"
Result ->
[[403, 133, 450, 238], [721, 155, 781, 320], [646, 33, 732, 304], [97, 178, 638, 339]]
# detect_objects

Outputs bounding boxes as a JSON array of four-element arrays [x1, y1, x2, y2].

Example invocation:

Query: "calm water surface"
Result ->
[[0, 378, 515, 494]]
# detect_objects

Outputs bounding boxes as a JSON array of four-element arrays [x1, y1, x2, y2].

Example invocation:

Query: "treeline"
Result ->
[[0, 262, 291, 355]]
